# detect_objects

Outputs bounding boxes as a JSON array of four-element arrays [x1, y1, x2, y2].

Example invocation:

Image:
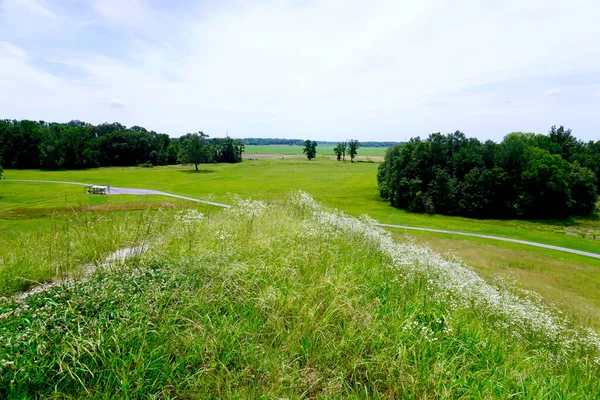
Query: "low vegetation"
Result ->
[[394, 230, 600, 330], [378, 127, 599, 218], [1, 193, 599, 397]]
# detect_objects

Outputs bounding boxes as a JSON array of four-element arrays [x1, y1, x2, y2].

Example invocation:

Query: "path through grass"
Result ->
[[1, 194, 599, 398]]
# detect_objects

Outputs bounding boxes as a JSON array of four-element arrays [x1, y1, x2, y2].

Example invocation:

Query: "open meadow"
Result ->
[[1, 191, 599, 397], [2, 158, 599, 333], [3, 1, 600, 395], [244, 144, 388, 157]]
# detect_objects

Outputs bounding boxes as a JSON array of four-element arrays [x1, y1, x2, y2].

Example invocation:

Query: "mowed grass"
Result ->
[[2, 160, 599, 331], [1, 196, 599, 398], [245, 144, 388, 156], [0, 181, 200, 239], [0, 181, 195, 215], [392, 230, 600, 330], [3, 160, 598, 253]]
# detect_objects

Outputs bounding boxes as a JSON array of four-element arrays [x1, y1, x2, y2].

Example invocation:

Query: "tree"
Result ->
[[378, 127, 597, 219], [348, 139, 359, 162], [178, 132, 213, 171], [0, 164, 3, 179], [333, 141, 347, 161], [303, 140, 317, 160], [167, 141, 180, 164], [213, 137, 245, 163]]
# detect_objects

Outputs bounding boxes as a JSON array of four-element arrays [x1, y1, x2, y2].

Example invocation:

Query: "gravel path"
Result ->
[[5, 179, 599, 259]]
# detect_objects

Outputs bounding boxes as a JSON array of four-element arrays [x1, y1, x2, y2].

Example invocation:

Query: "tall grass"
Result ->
[[0, 207, 206, 295], [0, 193, 598, 398]]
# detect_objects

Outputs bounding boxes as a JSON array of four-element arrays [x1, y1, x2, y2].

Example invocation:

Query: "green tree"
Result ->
[[518, 147, 573, 217], [303, 140, 317, 160], [348, 139, 359, 162], [167, 141, 180, 164], [178, 132, 213, 171], [333, 141, 347, 161], [567, 162, 598, 215], [378, 127, 596, 219], [213, 137, 245, 163]]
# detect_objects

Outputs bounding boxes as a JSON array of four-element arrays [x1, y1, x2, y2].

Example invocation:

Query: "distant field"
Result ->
[[244, 144, 388, 157]]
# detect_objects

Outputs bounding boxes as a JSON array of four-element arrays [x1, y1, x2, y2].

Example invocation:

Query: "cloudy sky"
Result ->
[[1, 0, 599, 141]]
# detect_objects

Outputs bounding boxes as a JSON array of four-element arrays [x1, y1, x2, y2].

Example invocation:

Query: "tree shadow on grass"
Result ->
[[178, 169, 216, 174]]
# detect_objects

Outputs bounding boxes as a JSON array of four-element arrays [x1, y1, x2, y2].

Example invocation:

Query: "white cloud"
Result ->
[[108, 98, 125, 108], [545, 89, 563, 96], [11, 0, 57, 20], [1, 0, 600, 141]]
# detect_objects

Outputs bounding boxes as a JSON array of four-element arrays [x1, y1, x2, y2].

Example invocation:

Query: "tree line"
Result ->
[[0, 120, 243, 170], [377, 127, 599, 219]]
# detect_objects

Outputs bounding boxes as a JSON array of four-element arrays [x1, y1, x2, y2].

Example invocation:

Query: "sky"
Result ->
[[1, 0, 600, 142]]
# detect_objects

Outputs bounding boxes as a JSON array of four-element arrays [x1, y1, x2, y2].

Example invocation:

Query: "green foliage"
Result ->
[[348, 139, 359, 162], [302, 139, 317, 160], [333, 141, 347, 161], [178, 132, 214, 170], [0, 197, 599, 397], [0, 120, 246, 170], [166, 141, 180, 164], [378, 127, 599, 219], [212, 137, 245, 163]]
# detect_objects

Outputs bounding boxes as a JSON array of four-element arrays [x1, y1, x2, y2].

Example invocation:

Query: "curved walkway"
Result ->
[[4, 179, 231, 208], [5, 179, 599, 259], [376, 223, 600, 259]]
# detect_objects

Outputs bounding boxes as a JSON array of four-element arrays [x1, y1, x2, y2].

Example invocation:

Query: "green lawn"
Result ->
[[244, 144, 388, 157], [0, 181, 191, 213], [1, 160, 599, 330], [3, 160, 598, 253]]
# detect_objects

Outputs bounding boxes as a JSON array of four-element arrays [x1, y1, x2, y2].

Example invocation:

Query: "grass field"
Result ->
[[1, 195, 599, 397], [3, 161, 598, 253], [1, 159, 599, 331], [244, 144, 388, 157]]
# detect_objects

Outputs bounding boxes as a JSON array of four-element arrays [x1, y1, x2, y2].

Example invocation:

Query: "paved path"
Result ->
[[377, 223, 600, 259], [5, 179, 599, 259], [4, 179, 231, 208]]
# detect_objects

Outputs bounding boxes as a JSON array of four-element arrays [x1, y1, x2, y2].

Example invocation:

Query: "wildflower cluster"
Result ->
[[175, 209, 205, 225], [287, 191, 600, 362], [229, 196, 268, 219]]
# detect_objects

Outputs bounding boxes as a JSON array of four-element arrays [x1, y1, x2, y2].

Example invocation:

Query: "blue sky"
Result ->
[[1, 0, 600, 141]]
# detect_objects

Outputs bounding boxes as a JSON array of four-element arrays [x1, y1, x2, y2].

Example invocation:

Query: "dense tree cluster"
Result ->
[[377, 127, 599, 218], [0, 120, 243, 170], [178, 132, 244, 170]]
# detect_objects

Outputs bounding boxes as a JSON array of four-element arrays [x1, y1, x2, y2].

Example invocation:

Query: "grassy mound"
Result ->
[[1, 193, 599, 398]]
